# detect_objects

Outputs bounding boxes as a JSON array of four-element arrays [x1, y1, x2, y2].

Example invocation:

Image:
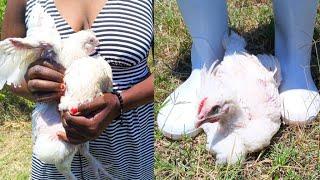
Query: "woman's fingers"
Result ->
[[56, 132, 69, 142], [27, 60, 65, 93], [28, 79, 65, 92], [77, 97, 106, 115], [64, 112, 91, 127], [42, 60, 66, 74], [62, 112, 100, 139], [59, 113, 88, 144], [65, 126, 87, 139], [62, 113, 88, 131], [27, 64, 64, 83], [57, 131, 86, 145], [33, 92, 64, 102], [64, 111, 107, 138], [29, 58, 65, 73], [93, 106, 111, 124], [25, 59, 65, 103]]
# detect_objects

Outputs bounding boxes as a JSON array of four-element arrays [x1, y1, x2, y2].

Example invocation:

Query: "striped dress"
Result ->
[[25, 0, 154, 179]]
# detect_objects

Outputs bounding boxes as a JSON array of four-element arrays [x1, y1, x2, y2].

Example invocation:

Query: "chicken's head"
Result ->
[[82, 30, 99, 55], [69, 29, 100, 55], [196, 95, 238, 128]]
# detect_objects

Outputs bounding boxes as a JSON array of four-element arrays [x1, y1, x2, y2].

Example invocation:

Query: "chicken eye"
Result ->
[[89, 38, 95, 43], [208, 105, 221, 116]]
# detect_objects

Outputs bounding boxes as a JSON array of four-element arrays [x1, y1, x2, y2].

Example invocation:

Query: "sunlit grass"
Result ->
[[0, 121, 32, 180]]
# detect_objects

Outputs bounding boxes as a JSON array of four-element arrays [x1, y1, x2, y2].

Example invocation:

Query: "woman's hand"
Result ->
[[57, 74, 153, 145], [25, 59, 66, 102], [58, 93, 121, 144]]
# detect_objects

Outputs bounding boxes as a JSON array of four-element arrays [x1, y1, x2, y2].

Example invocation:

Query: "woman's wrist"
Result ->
[[101, 92, 122, 119], [111, 90, 124, 115], [118, 74, 154, 112]]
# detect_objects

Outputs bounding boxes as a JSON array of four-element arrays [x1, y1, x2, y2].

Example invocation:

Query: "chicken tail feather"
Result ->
[[257, 54, 282, 87], [0, 79, 6, 90], [223, 31, 247, 54], [0, 43, 22, 90], [200, 60, 220, 98]]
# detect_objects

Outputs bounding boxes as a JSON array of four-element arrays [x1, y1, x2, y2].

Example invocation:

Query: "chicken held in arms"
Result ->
[[197, 31, 282, 164], [32, 56, 114, 180]]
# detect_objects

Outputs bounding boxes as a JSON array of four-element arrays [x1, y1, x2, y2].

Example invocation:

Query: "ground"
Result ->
[[0, 0, 319, 179]]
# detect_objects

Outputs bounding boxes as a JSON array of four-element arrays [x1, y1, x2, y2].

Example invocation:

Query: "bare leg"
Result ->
[[157, 0, 228, 140], [273, 0, 320, 124]]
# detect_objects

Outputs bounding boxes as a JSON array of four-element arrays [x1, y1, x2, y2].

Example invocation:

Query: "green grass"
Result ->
[[0, 121, 32, 180], [0, 0, 319, 179], [154, 0, 320, 179]]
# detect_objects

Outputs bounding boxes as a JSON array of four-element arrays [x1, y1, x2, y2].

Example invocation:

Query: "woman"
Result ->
[[1, 0, 154, 179]]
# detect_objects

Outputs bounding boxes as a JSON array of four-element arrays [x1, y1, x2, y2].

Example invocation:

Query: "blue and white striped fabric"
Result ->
[[26, 0, 154, 179]]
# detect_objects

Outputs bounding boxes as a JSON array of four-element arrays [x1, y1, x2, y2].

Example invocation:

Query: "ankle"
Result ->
[[279, 64, 316, 91], [190, 38, 224, 69]]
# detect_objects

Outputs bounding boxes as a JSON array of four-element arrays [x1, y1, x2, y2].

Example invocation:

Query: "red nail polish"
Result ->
[[70, 107, 78, 115], [60, 84, 66, 90]]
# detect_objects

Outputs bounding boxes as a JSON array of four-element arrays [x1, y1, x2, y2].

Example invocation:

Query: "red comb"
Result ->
[[198, 97, 208, 114]]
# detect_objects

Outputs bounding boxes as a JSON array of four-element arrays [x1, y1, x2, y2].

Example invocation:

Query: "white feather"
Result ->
[[0, 2, 60, 89], [59, 56, 113, 111], [32, 102, 78, 163]]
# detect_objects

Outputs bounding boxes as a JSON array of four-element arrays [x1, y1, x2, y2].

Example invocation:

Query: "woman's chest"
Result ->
[[53, 0, 106, 32], [45, 0, 153, 66]]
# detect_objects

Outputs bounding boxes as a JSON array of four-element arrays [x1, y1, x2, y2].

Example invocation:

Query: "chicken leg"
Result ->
[[79, 143, 115, 180], [56, 154, 77, 180]]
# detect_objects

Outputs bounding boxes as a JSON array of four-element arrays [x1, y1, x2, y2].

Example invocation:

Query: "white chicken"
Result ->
[[196, 31, 282, 164], [32, 56, 114, 180], [0, 2, 114, 179]]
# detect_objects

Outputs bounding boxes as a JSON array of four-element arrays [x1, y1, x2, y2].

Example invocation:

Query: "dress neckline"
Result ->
[[51, 0, 108, 33]]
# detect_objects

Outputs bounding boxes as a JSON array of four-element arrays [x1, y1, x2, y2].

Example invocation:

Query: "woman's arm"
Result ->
[[122, 74, 154, 112], [58, 74, 154, 144], [75, 74, 154, 114], [1, 0, 26, 39]]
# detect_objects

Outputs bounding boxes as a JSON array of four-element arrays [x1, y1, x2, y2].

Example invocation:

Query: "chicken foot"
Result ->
[[79, 143, 116, 180]]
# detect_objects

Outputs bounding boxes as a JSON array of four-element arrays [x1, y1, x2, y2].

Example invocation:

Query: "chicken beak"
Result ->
[[195, 116, 220, 128], [94, 39, 100, 46]]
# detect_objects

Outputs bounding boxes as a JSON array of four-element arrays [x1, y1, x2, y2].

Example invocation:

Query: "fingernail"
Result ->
[[56, 132, 62, 139], [70, 107, 78, 115], [60, 84, 66, 90]]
